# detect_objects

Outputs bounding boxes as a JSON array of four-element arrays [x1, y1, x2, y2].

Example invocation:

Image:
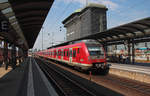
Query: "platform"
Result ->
[[0, 66, 11, 78], [0, 57, 58, 96], [109, 62, 150, 84]]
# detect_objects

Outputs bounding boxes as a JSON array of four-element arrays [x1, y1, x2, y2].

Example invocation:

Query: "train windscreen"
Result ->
[[88, 46, 104, 56]]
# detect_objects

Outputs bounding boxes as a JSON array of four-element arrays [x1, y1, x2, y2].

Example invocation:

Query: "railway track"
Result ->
[[102, 74, 150, 95], [34, 58, 104, 96], [38, 57, 150, 96]]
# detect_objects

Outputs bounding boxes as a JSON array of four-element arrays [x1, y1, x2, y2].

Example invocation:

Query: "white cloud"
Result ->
[[98, 0, 118, 10], [57, 0, 119, 10]]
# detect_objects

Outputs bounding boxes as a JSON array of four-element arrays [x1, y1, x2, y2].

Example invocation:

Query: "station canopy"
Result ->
[[49, 17, 150, 48], [0, 0, 54, 49]]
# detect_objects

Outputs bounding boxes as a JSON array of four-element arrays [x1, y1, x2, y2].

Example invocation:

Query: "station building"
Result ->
[[62, 3, 108, 41]]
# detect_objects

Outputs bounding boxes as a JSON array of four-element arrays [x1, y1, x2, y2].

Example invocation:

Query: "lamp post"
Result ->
[[60, 26, 66, 42]]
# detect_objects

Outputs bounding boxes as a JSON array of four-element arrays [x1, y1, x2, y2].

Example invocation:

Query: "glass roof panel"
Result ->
[[0, 2, 10, 10], [9, 16, 15, 20], [11, 21, 18, 25], [1, 7, 12, 14], [0, 0, 8, 3]]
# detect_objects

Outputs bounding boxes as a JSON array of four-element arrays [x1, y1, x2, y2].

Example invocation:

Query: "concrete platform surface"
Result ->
[[0, 58, 29, 96], [109, 62, 150, 84], [0, 67, 11, 78], [0, 57, 58, 96], [109, 63, 150, 74]]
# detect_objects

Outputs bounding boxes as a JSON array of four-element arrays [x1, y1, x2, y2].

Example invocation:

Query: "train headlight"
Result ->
[[80, 59, 84, 61]]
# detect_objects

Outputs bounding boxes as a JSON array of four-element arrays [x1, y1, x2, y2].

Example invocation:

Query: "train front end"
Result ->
[[85, 41, 108, 71]]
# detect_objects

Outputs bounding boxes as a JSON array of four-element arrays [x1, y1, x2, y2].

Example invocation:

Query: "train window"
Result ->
[[61, 51, 63, 56], [88, 46, 104, 56], [64, 51, 65, 56], [78, 48, 80, 53], [60, 50, 61, 56], [58, 50, 61, 56], [57, 50, 58, 56], [73, 50, 76, 57], [54, 51, 56, 56], [57, 51, 59, 56], [67, 50, 68, 57], [67, 50, 69, 57]]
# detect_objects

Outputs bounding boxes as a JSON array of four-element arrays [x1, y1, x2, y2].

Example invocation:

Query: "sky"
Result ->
[[33, 0, 150, 50]]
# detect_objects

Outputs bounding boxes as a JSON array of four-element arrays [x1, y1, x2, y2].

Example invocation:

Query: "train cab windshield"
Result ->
[[87, 46, 104, 56]]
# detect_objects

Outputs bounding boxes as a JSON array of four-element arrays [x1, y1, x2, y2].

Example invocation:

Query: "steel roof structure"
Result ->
[[0, 0, 54, 49], [48, 17, 150, 49]]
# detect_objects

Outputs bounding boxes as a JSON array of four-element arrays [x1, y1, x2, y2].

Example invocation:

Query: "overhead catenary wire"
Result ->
[[45, 0, 75, 48], [47, 0, 74, 34]]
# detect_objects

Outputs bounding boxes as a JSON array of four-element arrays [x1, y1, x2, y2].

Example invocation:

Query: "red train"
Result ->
[[35, 40, 108, 71]]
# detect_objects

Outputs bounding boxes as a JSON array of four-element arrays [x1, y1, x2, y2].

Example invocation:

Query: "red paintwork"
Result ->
[[35, 42, 107, 70]]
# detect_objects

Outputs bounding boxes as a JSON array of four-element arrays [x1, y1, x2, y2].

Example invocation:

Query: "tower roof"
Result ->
[[62, 3, 108, 24]]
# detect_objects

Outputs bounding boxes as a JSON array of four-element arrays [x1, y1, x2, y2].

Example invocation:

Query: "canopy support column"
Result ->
[[11, 44, 16, 69], [3, 41, 8, 70], [132, 39, 135, 64], [127, 39, 131, 64]]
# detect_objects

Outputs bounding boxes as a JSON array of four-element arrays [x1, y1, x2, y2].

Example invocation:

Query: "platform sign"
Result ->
[[0, 20, 9, 32]]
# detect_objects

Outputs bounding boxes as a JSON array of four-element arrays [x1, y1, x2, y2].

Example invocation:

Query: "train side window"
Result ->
[[67, 49, 69, 57], [73, 50, 76, 57], [61, 50, 63, 56], [64, 50, 65, 56], [58, 50, 61, 56], [67, 50, 68, 57], [78, 48, 80, 53], [70, 50, 72, 57], [60, 50, 61, 56]]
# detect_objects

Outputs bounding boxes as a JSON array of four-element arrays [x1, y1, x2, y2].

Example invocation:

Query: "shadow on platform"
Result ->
[[0, 59, 28, 96]]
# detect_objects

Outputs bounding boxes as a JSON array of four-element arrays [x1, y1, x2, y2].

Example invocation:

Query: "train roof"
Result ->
[[47, 39, 101, 49], [47, 42, 84, 51], [62, 3, 107, 24]]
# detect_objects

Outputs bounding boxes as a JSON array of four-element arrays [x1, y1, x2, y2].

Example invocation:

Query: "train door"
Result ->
[[72, 48, 76, 63], [76, 48, 81, 64], [69, 48, 72, 64], [56, 50, 58, 59], [61, 49, 63, 61]]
